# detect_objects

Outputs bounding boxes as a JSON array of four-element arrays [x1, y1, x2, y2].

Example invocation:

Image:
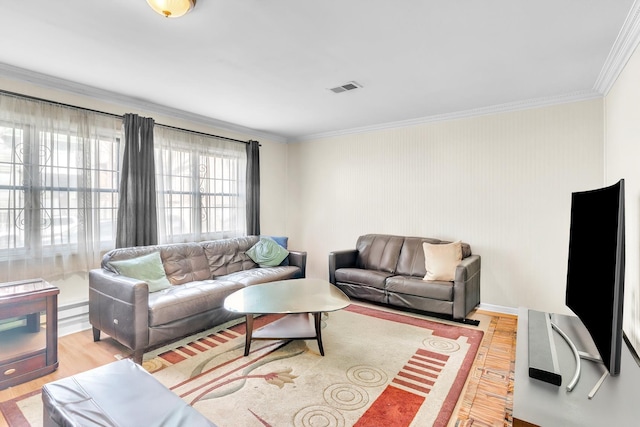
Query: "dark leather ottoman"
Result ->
[[41, 359, 216, 427]]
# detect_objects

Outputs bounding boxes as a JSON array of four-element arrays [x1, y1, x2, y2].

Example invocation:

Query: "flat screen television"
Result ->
[[565, 179, 625, 376]]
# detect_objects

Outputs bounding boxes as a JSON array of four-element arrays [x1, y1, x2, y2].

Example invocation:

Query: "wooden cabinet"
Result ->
[[0, 279, 59, 390]]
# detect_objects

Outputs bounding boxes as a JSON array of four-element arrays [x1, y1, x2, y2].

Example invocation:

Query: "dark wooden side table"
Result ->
[[0, 279, 59, 389]]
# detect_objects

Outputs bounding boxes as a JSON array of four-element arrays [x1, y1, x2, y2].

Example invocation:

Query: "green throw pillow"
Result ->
[[246, 237, 289, 267], [109, 251, 172, 292]]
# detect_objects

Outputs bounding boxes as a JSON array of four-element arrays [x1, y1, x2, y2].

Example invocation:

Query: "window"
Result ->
[[0, 92, 249, 284], [0, 125, 26, 250], [154, 126, 246, 243], [0, 95, 122, 271], [0, 122, 121, 254]]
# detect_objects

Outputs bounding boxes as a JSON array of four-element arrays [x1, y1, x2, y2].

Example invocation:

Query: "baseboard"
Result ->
[[58, 301, 91, 337], [478, 303, 519, 316]]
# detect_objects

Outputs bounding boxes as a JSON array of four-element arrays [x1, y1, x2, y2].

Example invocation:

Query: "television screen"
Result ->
[[565, 179, 625, 375]]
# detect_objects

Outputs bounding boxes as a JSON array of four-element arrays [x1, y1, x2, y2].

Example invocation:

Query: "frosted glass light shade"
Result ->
[[146, 0, 195, 18]]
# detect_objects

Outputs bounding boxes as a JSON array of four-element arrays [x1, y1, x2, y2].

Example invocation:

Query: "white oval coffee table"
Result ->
[[223, 278, 350, 356]]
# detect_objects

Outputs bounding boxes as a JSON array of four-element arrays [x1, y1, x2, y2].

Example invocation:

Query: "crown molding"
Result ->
[[0, 62, 288, 143], [296, 90, 602, 142], [593, 0, 640, 94]]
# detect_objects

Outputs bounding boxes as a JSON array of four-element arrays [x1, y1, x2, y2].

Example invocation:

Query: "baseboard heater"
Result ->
[[528, 309, 562, 386]]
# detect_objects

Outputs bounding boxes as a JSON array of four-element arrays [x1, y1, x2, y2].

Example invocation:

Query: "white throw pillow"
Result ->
[[423, 241, 462, 281]]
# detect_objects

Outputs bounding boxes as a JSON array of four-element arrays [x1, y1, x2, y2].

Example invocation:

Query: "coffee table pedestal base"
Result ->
[[244, 313, 323, 356]]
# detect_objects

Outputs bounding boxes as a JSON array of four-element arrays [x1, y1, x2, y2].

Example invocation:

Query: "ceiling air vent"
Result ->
[[329, 81, 362, 93]]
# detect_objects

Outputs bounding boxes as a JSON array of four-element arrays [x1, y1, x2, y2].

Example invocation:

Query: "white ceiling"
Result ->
[[0, 0, 638, 142]]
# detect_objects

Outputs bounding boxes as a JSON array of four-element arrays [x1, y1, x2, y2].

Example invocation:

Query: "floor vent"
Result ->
[[329, 81, 362, 93]]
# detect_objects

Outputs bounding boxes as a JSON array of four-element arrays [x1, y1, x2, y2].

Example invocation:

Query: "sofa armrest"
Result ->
[[89, 269, 151, 354], [287, 250, 307, 278], [452, 255, 481, 320], [328, 249, 359, 285]]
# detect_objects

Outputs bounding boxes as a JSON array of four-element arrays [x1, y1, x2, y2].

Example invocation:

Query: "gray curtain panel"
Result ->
[[116, 113, 158, 248], [246, 140, 260, 235]]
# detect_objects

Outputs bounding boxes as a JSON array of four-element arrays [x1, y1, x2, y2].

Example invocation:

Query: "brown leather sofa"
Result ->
[[329, 234, 480, 323], [89, 236, 306, 363]]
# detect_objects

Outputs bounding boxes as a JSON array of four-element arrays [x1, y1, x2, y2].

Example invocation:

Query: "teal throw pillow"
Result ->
[[246, 237, 289, 267], [261, 235, 289, 266], [109, 251, 172, 293]]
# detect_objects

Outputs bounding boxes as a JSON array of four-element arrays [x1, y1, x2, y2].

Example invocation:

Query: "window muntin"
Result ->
[[158, 147, 244, 241], [0, 122, 121, 255], [155, 128, 246, 243]]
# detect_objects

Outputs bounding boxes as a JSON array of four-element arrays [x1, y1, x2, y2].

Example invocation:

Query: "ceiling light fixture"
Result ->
[[146, 0, 196, 18]]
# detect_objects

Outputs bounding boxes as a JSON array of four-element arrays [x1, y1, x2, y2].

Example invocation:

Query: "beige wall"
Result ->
[[259, 139, 290, 236], [287, 100, 604, 313], [605, 44, 640, 353]]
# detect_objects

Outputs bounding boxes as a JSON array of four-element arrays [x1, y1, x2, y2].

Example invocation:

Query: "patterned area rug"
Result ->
[[1, 304, 486, 427]]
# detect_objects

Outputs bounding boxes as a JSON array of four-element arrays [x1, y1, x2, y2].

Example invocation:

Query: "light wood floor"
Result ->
[[0, 330, 130, 427], [0, 310, 517, 427]]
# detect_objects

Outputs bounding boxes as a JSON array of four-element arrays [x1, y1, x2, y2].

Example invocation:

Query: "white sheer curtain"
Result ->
[[0, 93, 122, 288], [154, 126, 247, 244]]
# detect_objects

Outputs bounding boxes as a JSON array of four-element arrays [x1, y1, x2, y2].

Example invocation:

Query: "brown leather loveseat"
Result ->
[[329, 234, 480, 323], [89, 236, 306, 363]]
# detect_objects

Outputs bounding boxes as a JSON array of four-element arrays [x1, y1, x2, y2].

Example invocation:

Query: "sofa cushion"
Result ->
[[161, 243, 210, 285], [246, 237, 289, 267], [216, 266, 301, 286], [334, 268, 394, 290], [355, 234, 404, 273], [423, 241, 462, 281], [386, 276, 453, 301], [148, 279, 245, 327], [109, 251, 171, 293], [395, 237, 442, 277], [396, 237, 472, 278], [203, 236, 260, 276]]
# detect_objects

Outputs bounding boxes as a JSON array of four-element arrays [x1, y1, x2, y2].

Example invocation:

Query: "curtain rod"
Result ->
[[0, 88, 255, 145]]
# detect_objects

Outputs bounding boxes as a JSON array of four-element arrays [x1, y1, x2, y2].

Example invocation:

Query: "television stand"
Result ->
[[549, 318, 606, 398], [587, 371, 608, 399], [513, 307, 640, 427]]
